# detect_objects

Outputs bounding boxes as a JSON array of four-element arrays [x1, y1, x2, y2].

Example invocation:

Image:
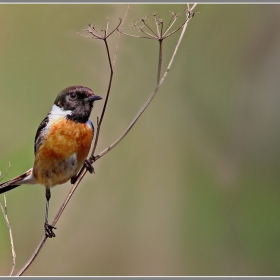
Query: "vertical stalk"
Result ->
[[157, 39, 163, 85]]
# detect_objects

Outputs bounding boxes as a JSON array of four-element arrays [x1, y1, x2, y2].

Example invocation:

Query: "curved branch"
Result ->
[[0, 195, 16, 276], [16, 26, 115, 279], [15, 3, 197, 276], [95, 3, 197, 161]]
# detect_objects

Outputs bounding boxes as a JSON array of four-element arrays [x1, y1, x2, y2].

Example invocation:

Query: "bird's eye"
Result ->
[[69, 92, 77, 100]]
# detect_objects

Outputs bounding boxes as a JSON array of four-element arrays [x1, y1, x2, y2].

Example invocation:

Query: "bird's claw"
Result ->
[[44, 222, 56, 238], [84, 159, 95, 174], [70, 159, 94, 184]]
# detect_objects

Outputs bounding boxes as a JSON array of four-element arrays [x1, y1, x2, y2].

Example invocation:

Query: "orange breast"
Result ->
[[33, 117, 93, 187]]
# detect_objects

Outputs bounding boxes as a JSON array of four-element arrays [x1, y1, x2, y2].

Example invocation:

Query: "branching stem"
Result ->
[[15, 3, 197, 276]]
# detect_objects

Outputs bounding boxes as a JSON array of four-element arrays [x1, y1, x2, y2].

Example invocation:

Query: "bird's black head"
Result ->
[[54, 85, 102, 123]]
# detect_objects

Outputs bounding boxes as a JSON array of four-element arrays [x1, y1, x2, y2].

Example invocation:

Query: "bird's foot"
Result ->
[[71, 159, 95, 185], [84, 159, 95, 174], [44, 222, 56, 238]]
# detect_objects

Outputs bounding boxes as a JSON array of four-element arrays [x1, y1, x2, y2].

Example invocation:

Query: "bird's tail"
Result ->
[[0, 168, 35, 194]]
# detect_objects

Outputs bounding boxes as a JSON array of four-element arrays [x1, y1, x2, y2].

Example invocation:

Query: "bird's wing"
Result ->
[[34, 115, 49, 154]]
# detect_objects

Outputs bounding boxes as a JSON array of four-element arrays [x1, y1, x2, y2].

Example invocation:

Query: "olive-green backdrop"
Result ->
[[0, 4, 279, 276]]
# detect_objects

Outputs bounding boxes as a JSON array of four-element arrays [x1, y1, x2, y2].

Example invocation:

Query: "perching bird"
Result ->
[[0, 85, 102, 238]]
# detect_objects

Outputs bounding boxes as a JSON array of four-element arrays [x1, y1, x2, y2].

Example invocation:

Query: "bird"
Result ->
[[0, 85, 102, 238]]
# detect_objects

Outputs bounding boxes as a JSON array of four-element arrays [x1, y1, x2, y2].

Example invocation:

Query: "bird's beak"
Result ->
[[86, 94, 102, 102]]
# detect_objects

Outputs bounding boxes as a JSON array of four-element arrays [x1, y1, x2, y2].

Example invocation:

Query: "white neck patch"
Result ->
[[49, 104, 72, 120]]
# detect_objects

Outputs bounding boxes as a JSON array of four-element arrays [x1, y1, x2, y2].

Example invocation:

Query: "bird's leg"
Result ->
[[44, 188, 56, 238], [71, 159, 95, 185]]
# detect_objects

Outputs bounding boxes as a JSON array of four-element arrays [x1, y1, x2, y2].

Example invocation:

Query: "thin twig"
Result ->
[[163, 13, 178, 37], [141, 18, 158, 37], [113, 5, 130, 69], [138, 26, 156, 39], [117, 29, 155, 39], [16, 3, 197, 275], [90, 37, 114, 159], [16, 236, 47, 276], [162, 19, 188, 39], [105, 19, 122, 39], [153, 13, 160, 37], [159, 21, 164, 38], [0, 162, 11, 182], [95, 3, 197, 161], [16, 168, 87, 276], [69, 19, 122, 182], [87, 26, 103, 38], [157, 39, 163, 85], [159, 3, 197, 87], [16, 18, 118, 278], [105, 18, 110, 35], [0, 195, 16, 276]]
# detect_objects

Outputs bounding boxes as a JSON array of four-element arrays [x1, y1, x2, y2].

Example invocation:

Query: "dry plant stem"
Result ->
[[139, 27, 155, 38], [153, 14, 160, 37], [16, 237, 47, 276], [0, 195, 16, 276], [163, 14, 177, 37], [95, 3, 197, 161], [113, 5, 130, 68], [91, 37, 114, 158], [0, 162, 11, 183], [16, 4, 196, 276], [16, 169, 87, 276], [116, 30, 155, 39], [159, 4, 197, 86], [157, 39, 163, 85], [16, 23, 116, 278]]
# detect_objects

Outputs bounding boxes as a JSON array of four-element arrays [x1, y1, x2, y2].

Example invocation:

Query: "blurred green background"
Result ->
[[0, 3, 279, 276]]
